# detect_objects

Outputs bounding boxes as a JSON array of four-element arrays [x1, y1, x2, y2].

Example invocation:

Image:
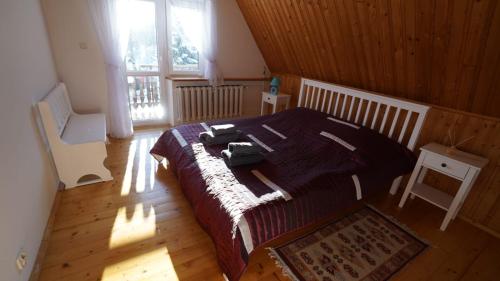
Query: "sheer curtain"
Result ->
[[202, 0, 223, 86], [168, 0, 223, 85], [167, 0, 204, 51], [88, 0, 133, 138]]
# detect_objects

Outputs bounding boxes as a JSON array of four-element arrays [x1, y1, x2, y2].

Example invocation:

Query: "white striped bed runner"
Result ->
[[200, 122, 210, 131], [327, 117, 360, 129], [237, 216, 254, 253], [262, 124, 287, 139], [172, 129, 187, 147], [251, 170, 292, 201], [247, 134, 274, 152], [351, 174, 362, 200], [320, 131, 356, 151]]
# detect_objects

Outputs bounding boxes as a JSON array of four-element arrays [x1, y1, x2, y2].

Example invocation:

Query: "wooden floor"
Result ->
[[37, 129, 500, 281]]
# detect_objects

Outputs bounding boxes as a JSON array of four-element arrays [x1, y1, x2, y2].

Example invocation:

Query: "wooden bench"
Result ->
[[38, 83, 113, 188]]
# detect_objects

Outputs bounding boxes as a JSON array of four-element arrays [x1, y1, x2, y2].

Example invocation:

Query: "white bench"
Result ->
[[38, 83, 113, 188]]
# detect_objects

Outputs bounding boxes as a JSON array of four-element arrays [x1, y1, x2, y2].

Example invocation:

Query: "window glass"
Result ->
[[125, 0, 159, 72], [121, 0, 164, 123], [127, 76, 164, 120], [170, 5, 203, 73]]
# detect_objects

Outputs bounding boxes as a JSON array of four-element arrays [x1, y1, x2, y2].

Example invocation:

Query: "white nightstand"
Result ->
[[261, 92, 291, 115], [399, 143, 488, 231]]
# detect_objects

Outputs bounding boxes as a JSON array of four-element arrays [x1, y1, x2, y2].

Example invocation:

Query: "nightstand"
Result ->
[[261, 92, 291, 115], [399, 143, 488, 231]]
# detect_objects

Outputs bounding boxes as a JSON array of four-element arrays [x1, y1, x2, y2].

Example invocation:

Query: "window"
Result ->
[[167, 0, 204, 75], [123, 0, 165, 123], [125, 1, 159, 72], [119, 0, 210, 124]]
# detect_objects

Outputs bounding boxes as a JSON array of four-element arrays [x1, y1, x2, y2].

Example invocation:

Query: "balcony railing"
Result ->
[[127, 75, 164, 121]]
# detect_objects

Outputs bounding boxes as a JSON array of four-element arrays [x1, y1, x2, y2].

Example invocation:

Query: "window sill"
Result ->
[[166, 76, 206, 81], [165, 76, 271, 82]]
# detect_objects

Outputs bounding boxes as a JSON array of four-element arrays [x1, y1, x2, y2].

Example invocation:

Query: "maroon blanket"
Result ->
[[150, 108, 416, 280]]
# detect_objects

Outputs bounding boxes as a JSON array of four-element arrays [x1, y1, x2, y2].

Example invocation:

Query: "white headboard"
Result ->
[[298, 78, 430, 151]]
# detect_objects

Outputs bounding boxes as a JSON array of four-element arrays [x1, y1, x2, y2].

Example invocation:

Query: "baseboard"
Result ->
[[28, 185, 63, 281], [459, 215, 500, 240]]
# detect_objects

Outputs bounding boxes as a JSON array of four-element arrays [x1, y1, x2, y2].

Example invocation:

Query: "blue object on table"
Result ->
[[270, 77, 281, 95]]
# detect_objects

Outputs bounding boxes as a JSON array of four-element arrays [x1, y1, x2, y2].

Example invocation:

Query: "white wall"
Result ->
[[42, 0, 268, 124], [42, 0, 109, 116], [0, 1, 60, 281], [217, 0, 268, 77]]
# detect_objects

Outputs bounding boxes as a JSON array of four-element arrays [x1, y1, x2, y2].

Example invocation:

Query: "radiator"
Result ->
[[176, 85, 244, 122]]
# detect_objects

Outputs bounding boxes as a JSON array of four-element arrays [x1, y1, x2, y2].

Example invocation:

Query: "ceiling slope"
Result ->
[[237, 0, 500, 118]]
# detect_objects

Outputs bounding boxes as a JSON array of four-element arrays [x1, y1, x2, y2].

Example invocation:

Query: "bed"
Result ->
[[150, 78, 430, 280]]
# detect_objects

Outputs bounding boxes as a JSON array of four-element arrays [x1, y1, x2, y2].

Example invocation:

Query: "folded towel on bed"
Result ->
[[199, 130, 241, 146], [221, 149, 264, 167], [210, 124, 236, 136], [228, 142, 261, 156]]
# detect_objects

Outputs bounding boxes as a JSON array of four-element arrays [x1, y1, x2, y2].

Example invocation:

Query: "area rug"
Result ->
[[269, 207, 428, 281]]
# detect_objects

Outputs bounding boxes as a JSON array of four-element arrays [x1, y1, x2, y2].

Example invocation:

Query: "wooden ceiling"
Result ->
[[236, 0, 500, 118]]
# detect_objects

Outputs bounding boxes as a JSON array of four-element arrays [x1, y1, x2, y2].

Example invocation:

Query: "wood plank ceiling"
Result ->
[[236, 0, 500, 118]]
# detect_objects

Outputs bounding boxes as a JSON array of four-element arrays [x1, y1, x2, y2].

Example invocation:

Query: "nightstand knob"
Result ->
[[441, 163, 447, 168]]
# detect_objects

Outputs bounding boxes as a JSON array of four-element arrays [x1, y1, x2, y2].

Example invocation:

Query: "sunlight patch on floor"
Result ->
[[136, 138, 148, 193], [109, 203, 156, 249], [149, 138, 157, 190], [122, 135, 161, 196], [101, 247, 179, 281], [121, 139, 138, 196]]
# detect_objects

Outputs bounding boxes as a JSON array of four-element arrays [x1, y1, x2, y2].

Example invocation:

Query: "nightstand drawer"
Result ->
[[423, 152, 469, 179], [261, 91, 291, 115], [263, 94, 276, 103]]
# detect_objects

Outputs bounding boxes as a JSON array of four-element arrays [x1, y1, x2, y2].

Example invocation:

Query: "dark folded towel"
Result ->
[[221, 149, 264, 167], [210, 124, 236, 136], [199, 130, 241, 146], [228, 142, 261, 156]]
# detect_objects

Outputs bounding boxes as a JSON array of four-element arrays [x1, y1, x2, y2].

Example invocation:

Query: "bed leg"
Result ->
[[389, 176, 402, 195]]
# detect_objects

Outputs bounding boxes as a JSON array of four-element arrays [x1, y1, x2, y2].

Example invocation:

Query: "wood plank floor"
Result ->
[[37, 129, 500, 281]]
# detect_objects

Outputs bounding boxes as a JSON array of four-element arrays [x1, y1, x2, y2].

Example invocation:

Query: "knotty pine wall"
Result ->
[[236, 0, 500, 234], [237, 0, 500, 118]]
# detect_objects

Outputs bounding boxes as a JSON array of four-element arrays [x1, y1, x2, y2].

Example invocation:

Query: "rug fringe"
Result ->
[[366, 204, 432, 246], [266, 247, 301, 281]]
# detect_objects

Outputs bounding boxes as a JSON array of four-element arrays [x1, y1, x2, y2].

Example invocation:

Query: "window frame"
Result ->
[[124, 0, 169, 126]]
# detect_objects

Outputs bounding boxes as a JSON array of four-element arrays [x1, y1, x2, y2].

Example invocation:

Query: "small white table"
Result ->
[[399, 143, 488, 231], [261, 92, 291, 115]]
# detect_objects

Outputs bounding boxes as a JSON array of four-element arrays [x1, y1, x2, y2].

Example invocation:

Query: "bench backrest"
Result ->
[[41, 83, 73, 136]]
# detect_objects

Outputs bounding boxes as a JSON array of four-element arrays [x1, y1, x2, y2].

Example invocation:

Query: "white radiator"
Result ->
[[176, 85, 244, 122]]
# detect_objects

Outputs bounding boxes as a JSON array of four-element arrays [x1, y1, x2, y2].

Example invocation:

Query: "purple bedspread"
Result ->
[[150, 107, 416, 280]]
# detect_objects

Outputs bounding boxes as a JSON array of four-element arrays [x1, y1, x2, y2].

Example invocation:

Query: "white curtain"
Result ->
[[168, 0, 204, 51], [88, 0, 134, 138], [168, 0, 222, 85], [202, 0, 223, 86]]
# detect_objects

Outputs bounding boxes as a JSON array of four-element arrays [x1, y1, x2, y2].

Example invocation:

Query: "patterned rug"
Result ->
[[269, 207, 427, 281]]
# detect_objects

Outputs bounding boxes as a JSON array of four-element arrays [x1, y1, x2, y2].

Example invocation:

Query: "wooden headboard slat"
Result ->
[[298, 78, 430, 151]]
